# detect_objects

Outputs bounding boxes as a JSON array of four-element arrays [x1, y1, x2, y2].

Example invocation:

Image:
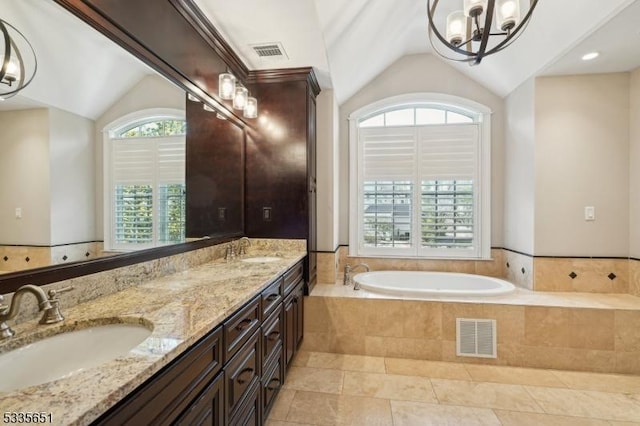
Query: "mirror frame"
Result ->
[[0, 0, 249, 293]]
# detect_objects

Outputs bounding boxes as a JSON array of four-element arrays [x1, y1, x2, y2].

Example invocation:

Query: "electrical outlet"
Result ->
[[15, 208, 22, 219], [218, 207, 226, 221], [584, 206, 595, 221], [263, 207, 272, 221]]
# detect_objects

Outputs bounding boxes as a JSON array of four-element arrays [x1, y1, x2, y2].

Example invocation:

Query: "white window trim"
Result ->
[[103, 108, 185, 252], [348, 93, 492, 260]]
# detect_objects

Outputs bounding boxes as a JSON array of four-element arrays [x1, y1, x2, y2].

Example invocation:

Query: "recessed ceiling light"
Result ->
[[581, 52, 599, 61]]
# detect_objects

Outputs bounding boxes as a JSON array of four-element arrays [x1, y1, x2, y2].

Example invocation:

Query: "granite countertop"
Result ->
[[0, 250, 305, 425]]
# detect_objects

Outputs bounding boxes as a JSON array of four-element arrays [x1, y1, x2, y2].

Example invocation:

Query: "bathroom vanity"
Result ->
[[0, 247, 305, 425]]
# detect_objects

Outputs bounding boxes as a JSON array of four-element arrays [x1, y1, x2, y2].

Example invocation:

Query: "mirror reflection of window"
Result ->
[[108, 117, 186, 251]]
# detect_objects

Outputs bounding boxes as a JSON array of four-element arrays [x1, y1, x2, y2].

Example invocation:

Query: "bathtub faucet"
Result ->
[[343, 263, 370, 290]]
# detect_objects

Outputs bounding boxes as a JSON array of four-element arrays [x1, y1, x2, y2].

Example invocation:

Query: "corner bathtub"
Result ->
[[353, 271, 515, 297]]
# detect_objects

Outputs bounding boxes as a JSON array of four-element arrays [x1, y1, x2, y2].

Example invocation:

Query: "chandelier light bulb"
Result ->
[[218, 73, 236, 100], [0, 19, 37, 100]]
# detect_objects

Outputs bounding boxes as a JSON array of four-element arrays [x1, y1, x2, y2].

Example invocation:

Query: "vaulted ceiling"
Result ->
[[2, 0, 640, 120]]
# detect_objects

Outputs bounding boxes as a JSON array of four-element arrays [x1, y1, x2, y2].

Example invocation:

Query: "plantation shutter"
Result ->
[[157, 137, 186, 184], [360, 127, 417, 180], [418, 125, 479, 253]]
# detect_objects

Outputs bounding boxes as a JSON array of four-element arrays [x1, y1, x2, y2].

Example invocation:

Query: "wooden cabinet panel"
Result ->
[[225, 329, 261, 422], [229, 380, 260, 426], [294, 281, 304, 350], [224, 296, 260, 363], [261, 345, 284, 421], [260, 277, 283, 320], [174, 371, 224, 426], [262, 307, 283, 368], [283, 261, 303, 296]]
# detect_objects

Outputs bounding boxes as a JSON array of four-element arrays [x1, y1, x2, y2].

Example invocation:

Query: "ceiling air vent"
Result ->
[[251, 42, 288, 60]]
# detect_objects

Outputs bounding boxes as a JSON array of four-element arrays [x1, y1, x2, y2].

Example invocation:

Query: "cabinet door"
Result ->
[[284, 295, 296, 370], [294, 282, 304, 350], [174, 372, 224, 426]]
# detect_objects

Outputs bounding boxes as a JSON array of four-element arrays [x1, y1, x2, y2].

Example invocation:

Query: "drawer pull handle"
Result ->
[[267, 377, 281, 391], [236, 318, 252, 331], [267, 330, 280, 341], [236, 367, 254, 384], [266, 294, 279, 302]]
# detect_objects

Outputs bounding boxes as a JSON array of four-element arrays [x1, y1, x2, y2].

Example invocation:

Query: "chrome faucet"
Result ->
[[0, 284, 73, 340], [343, 263, 370, 290], [237, 237, 251, 257]]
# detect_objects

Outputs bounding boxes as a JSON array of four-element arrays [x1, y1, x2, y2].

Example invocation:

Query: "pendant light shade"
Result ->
[[218, 72, 236, 100], [243, 97, 258, 119], [0, 19, 37, 101], [233, 85, 248, 110]]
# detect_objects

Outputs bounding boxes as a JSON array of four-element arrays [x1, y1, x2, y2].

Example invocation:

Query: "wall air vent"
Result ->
[[251, 42, 288, 60], [456, 318, 497, 358]]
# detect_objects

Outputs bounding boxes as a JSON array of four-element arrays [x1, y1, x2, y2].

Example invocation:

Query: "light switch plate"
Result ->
[[585, 206, 595, 221]]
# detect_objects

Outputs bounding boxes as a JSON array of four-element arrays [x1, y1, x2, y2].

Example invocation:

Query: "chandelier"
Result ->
[[0, 19, 37, 100], [427, 0, 538, 65]]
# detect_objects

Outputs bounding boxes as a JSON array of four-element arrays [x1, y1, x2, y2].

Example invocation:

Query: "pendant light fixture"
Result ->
[[427, 0, 538, 65], [218, 72, 236, 100], [243, 96, 258, 119], [232, 85, 248, 110], [0, 19, 37, 100]]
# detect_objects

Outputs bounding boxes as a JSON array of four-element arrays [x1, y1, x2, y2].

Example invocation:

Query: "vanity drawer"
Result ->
[[283, 261, 304, 295], [225, 329, 261, 422], [260, 277, 283, 320], [95, 325, 223, 425], [174, 371, 224, 426], [262, 306, 283, 368], [229, 379, 260, 426], [262, 344, 284, 420], [224, 295, 260, 363]]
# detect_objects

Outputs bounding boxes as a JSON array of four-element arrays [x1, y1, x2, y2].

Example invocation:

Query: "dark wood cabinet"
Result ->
[[174, 372, 224, 426], [245, 73, 320, 292], [284, 275, 304, 372]]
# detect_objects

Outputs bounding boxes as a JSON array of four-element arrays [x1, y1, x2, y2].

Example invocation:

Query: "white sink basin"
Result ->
[[0, 323, 152, 392], [240, 256, 281, 263]]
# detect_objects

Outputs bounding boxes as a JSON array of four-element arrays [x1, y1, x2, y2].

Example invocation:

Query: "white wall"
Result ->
[[503, 79, 536, 255], [316, 89, 340, 251], [534, 74, 630, 257], [630, 67, 640, 258], [49, 108, 96, 245], [338, 53, 505, 247], [0, 109, 51, 245], [94, 75, 185, 239]]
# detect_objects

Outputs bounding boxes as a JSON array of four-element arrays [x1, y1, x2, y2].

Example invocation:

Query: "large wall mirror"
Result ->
[[0, 0, 245, 284]]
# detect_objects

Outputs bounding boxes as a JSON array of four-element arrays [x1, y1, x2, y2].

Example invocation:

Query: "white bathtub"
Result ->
[[353, 271, 515, 297]]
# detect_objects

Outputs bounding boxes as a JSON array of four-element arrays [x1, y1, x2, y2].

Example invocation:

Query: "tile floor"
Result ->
[[267, 351, 640, 425]]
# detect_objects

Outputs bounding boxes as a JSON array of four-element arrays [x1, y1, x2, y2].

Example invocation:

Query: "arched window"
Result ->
[[104, 110, 186, 251], [349, 94, 491, 259]]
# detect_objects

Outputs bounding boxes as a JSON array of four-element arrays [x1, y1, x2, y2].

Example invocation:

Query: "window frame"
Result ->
[[103, 108, 186, 252], [348, 93, 492, 260]]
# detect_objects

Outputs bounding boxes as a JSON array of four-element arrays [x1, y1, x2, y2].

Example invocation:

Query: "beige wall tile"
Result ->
[[521, 346, 614, 373], [390, 400, 501, 426], [331, 333, 366, 355], [383, 337, 442, 360], [304, 298, 331, 333], [366, 300, 404, 337], [630, 259, 640, 297], [614, 351, 640, 374], [568, 309, 615, 350], [475, 249, 505, 278], [524, 306, 570, 347], [552, 370, 640, 393], [316, 252, 338, 284], [441, 341, 523, 367], [615, 310, 640, 352], [300, 331, 331, 352], [402, 301, 442, 339], [441, 303, 485, 341], [363, 336, 388, 358], [325, 298, 369, 335], [504, 250, 534, 290], [413, 259, 476, 273], [535, 258, 629, 294], [482, 304, 525, 345]]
